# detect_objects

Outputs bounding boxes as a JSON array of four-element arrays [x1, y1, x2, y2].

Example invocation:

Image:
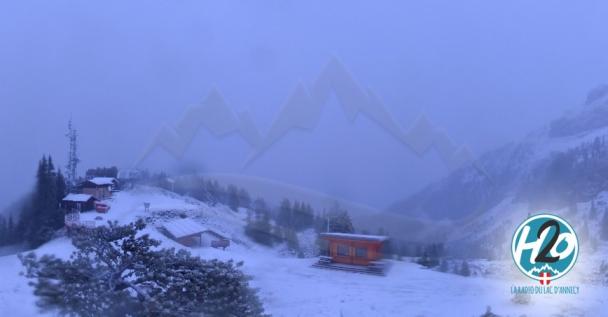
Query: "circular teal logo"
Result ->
[[511, 214, 578, 282]]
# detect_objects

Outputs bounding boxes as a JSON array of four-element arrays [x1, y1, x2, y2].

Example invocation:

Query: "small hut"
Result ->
[[162, 218, 229, 249], [61, 194, 98, 213], [315, 232, 389, 275]]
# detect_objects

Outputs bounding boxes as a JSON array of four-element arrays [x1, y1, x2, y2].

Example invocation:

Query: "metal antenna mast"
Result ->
[[66, 119, 80, 190]]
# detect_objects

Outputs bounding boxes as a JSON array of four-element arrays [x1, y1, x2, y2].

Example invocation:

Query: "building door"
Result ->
[[336, 243, 353, 264]]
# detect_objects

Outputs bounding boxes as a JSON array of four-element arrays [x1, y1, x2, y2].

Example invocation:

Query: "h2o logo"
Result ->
[[511, 214, 578, 284]]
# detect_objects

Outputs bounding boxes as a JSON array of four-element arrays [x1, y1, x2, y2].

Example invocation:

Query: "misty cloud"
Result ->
[[1, 0, 608, 212]]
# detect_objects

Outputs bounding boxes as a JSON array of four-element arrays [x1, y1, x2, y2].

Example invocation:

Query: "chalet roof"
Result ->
[[85, 177, 117, 186], [63, 193, 96, 202], [319, 232, 389, 242], [163, 218, 207, 239]]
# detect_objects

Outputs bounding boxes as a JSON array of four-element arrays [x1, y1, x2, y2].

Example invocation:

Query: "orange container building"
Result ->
[[319, 232, 388, 266]]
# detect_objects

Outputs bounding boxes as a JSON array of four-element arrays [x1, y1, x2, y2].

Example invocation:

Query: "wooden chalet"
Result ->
[[61, 193, 97, 213], [62, 193, 100, 229], [315, 232, 389, 275], [162, 218, 229, 249], [81, 177, 118, 200]]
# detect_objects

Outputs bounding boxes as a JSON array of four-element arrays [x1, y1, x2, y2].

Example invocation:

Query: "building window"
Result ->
[[355, 247, 367, 258], [337, 244, 349, 256]]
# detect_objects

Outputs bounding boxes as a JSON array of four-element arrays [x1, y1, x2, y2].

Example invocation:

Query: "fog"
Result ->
[[1, 0, 608, 212]]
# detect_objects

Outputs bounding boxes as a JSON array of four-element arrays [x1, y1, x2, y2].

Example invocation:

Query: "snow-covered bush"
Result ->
[[20, 220, 267, 317]]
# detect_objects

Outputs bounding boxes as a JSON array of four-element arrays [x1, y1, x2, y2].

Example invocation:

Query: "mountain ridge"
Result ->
[[386, 85, 608, 222]]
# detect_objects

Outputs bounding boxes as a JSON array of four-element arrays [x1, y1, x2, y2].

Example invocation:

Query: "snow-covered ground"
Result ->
[[0, 187, 606, 316]]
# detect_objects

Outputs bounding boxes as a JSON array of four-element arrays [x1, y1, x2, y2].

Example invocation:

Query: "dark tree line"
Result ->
[[245, 198, 315, 254], [7, 156, 68, 248], [245, 198, 274, 247], [84, 166, 118, 179], [277, 199, 315, 232], [0, 214, 17, 246], [151, 175, 252, 212], [415, 243, 445, 268], [245, 198, 356, 257], [316, 203, 354, 234]]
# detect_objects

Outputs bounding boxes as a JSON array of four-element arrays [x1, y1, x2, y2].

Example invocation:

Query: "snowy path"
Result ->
[[191, 245, 606, 317]]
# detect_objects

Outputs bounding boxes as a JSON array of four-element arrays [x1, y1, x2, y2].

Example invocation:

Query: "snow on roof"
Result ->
[[63, 193, 95, 202], [163, 218, 207, 239], [319, 232, 389, 242], [87, 177, 117, 186]]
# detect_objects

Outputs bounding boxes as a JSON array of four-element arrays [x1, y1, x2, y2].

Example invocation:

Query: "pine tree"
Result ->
[[314, 211, 327, 233], [205, 180, 227, 205], [18, 155, 66, 247], [292, 201, 301, 229], [238, 188, 252, 209], [227, 185, 240, 211], [416, 248, 439, 268], [252, 198, 270, 220], [277, 199, 293, 229], [20, 220, 267, 317], [203, 180, 220, 205], [297, 203, 314, 230], [245, 217, 274, 246], [55, 169, 67, 202], [459, 260, 471, 277], [0, 216, 6, 246], [327, 203, 354, 233], [285, 228, 300, 254], [20, 156, 49, 245], [5, 214, 15, 244], [44, 168, 67, 231], [244, 198, 274, 246], [601, 209, 608, 241], [272, 225, 284, 244], [85, 166, 118, 178], [290, 201, 314, 231]]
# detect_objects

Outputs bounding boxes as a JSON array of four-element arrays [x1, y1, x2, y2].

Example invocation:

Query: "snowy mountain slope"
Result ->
[[451, 189, 608, 261], [387, 85, 608, 223], [0, 186, 606, 316], [81, 186, 250, 245]]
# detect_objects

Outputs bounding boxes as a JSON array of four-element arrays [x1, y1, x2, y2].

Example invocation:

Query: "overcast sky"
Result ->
[[1, 0, 608, 212]]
